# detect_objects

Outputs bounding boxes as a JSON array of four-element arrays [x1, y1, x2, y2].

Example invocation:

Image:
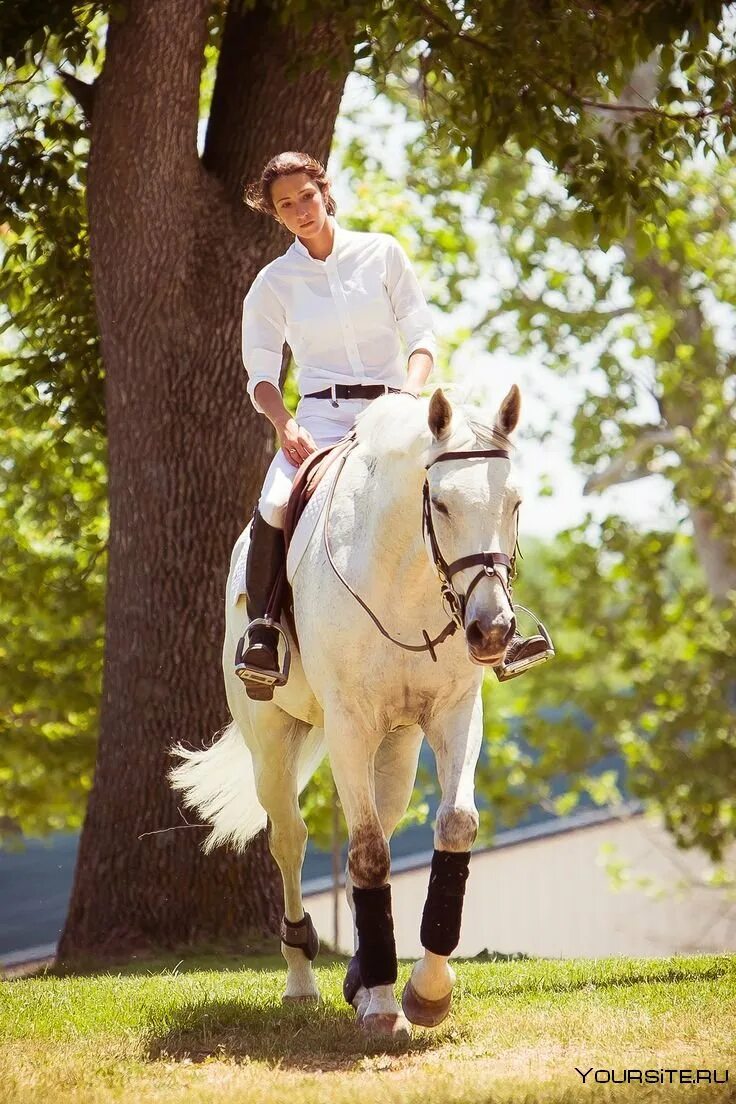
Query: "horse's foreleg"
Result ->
[[249, 708, 321, 1002], [343, 724, 423, 1022], [326, 704, 410, 1038], [403, 690, 483, 1026]]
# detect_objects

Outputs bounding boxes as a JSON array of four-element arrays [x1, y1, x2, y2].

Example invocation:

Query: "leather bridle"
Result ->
[[423, 448, 517, 632], [323, 442, 520, 662]]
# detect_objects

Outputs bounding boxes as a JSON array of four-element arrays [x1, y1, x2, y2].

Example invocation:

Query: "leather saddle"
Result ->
[[277, 430, 358, 649]]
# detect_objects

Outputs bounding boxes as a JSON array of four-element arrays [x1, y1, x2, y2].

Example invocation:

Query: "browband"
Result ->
[[427, 448, 510, 468]]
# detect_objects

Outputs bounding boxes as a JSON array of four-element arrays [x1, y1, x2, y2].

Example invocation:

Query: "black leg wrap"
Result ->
[[420, 849, 471, 956], [353, 883, 398, 989], [280, 911, 319, 961]]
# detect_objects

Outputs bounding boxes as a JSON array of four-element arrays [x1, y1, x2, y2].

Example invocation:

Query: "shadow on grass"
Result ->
[[145, 996, 448, 1070]]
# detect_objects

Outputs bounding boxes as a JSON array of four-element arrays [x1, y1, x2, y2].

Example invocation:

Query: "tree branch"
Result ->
[[59, 71, 96, 123], [413, 10, 731, 126], [583, 428, 681, 494], [203, 0, 356, 205], [0, 31, 51, 99], [516, 295, 634, 324]]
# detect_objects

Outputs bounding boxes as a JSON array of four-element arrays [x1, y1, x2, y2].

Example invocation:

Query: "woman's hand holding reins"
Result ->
[[278, 418, 317, 468]]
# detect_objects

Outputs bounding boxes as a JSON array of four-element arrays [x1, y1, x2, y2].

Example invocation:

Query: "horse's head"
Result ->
[[424, 385, 521, 667]]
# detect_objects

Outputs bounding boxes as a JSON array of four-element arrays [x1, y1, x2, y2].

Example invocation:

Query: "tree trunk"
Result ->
[[690, 493, 736, 601], [623, 249, 736, 605], [59, 0, 354, 959]]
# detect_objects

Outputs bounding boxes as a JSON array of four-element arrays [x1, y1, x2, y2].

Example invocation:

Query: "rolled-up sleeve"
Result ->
[[385, 238, 437, 365], [241, 271, 286, 415]]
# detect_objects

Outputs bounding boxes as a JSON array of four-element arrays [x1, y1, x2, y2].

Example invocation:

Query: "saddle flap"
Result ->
[[282, 431, 357, 560]]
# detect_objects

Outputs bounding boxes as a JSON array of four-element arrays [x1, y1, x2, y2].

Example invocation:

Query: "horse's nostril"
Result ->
[[467, 616, 515, 654], [466, 620, 485, 650]]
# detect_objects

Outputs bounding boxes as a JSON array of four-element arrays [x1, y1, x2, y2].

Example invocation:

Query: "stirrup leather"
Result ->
[[234, 617, 292, 689], [494, 604, 555, 682]]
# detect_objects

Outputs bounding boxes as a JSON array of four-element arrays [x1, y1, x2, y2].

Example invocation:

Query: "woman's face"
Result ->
[[270, 172, 329, 239]]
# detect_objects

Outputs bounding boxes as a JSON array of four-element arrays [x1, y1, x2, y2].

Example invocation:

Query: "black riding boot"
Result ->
[[235, 509, 286, 701]]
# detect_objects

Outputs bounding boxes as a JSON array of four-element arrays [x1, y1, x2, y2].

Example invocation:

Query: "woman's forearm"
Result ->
[[404, 350, 433, 395], [254, 381, 293, 432]]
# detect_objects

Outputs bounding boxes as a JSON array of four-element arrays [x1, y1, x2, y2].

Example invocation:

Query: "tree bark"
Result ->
[[59, 0, 354, 959]]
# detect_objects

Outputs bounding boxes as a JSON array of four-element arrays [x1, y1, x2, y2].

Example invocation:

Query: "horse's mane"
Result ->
[[353, 391, 514, 460]]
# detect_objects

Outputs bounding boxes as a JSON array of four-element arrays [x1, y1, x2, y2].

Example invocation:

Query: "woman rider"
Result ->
[[236, 150, 549, 700]]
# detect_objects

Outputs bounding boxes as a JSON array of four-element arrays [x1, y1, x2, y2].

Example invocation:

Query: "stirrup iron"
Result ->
[[494, 604, 555, 683], [234, 617, 292, 690]]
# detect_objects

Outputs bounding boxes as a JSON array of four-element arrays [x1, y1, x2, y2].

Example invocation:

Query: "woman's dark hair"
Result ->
[[244, 151, 336, 221]]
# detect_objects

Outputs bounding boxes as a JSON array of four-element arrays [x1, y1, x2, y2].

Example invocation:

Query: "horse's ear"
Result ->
[[428, 388, 453, 441], [496, 384, 521, 437]]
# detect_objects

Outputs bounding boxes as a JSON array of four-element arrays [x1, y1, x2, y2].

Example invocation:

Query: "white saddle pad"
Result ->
[[229, 522, 252, 607], [285, 461, 339, 586], [229, 461, 340, 606]]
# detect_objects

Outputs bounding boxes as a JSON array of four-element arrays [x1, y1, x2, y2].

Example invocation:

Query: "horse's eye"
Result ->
[[431, 498, 449, 516]]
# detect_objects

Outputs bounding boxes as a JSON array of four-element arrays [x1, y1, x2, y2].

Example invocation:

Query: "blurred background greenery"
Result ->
[[1, 2, 734, 881]]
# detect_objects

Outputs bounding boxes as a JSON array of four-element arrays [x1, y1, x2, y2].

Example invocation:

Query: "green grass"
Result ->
[[0, 951, 734, 1103]]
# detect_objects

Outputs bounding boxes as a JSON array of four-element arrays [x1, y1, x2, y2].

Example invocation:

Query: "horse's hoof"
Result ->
[[282, 993, 320, 1004], [401, 978, 452, 1027], [353, 990, 370, 1024], [361, 1012, 411, 1040], [343, 954, 362, 1005]]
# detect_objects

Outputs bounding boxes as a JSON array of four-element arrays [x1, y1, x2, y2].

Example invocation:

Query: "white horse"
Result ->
[[171, 385, 522, 1038]]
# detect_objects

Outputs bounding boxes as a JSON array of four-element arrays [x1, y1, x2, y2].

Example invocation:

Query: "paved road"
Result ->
[[2, 730, 602, 961], [0, 833, 79, 957], [0, 819, 439, 961]]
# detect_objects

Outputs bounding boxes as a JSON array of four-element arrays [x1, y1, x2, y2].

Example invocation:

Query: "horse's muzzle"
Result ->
[[465, 615, 515, 665]]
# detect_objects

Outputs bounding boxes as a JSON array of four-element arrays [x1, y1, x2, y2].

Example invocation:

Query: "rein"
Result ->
[[321, 440, 518, 662]]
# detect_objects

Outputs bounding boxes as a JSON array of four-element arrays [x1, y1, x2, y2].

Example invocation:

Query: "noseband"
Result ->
[[323, 442, 519, 662]]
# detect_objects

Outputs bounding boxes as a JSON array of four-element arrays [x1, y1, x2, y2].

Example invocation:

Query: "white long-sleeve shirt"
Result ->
[[241, 216, 436, 414]]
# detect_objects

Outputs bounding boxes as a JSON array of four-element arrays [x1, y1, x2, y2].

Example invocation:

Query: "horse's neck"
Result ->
[[345, 447, 437, 610]]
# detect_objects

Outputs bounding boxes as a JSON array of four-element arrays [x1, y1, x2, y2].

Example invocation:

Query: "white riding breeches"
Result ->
[[258, 395, 375, 528]]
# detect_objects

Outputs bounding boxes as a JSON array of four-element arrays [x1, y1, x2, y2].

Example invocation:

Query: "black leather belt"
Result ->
[[304, 384, 402, 400]]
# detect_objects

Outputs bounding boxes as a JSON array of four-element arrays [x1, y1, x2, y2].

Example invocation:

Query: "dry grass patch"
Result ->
[[0, 952, 732, 1103]]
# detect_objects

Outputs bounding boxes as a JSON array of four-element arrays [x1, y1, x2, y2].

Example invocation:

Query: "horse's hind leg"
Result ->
[[248, 703, 322, 1001], [326, 700, 413, 1038], [402, 689, 482, 1027]]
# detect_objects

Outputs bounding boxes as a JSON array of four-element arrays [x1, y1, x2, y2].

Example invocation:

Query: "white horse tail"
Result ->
[[169, 721, 265, 853], [169, 719, 326, 853]]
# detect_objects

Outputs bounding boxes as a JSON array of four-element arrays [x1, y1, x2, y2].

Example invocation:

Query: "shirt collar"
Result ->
[[292, 215, 341, 261]]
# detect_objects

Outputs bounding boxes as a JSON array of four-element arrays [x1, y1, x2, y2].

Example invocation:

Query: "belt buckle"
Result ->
[[330, 384, 338, 408]]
